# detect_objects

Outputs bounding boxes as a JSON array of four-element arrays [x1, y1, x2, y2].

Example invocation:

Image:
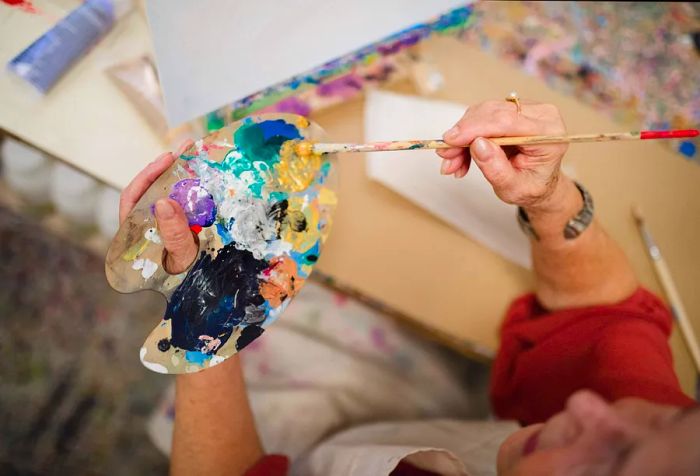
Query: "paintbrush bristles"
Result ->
[[631, 205, 644, 225]]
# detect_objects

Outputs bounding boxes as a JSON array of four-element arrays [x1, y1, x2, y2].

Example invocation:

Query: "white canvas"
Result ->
[[364, 90, 532, 268], [146, 0, 468, 125]]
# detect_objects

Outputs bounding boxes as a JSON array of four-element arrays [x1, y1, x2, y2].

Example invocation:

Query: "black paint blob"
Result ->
[[287, 210, 307, 232], [157, 339, 171, 352], [236, 325, 265, 351]]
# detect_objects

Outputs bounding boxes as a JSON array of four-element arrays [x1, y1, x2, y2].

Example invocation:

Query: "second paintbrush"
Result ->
[[294, 129, 699, 156]]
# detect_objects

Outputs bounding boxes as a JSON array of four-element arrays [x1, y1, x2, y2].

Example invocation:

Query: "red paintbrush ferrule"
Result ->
[[640, 129, 699, 140]]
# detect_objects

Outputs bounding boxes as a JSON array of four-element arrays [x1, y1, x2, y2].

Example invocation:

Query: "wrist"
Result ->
[[520, 177, 586, 242], [524, 175, 580, 217]]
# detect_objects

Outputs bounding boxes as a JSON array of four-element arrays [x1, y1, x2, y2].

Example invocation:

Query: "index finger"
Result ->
[[119, 140, 195, 224], [443, 101, 550, 147], [119, 152, 175, 224]]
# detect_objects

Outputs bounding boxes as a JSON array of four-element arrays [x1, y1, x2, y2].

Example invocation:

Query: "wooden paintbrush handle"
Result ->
[[310, 129, 698, 155]]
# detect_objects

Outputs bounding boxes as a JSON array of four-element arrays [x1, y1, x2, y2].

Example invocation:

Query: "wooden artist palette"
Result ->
[[105, 114, 337, 374]]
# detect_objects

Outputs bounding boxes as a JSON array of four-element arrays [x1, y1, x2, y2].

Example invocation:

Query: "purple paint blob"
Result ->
[[169, 179, 217, 227], [267, 96, 312, 116], [317, 74, 363, 98]]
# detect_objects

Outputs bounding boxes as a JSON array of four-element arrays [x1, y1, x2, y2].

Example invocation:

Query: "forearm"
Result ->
[[171, 355, 263, 476], [526, 176, 638, 310]]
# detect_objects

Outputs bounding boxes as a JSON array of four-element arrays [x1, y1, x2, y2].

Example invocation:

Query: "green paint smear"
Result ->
[[206, 111, 226, 132]]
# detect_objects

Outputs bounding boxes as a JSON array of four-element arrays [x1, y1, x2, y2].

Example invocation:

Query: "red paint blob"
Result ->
[[189, 225, 202, 234], [1, 0, 39, 14]]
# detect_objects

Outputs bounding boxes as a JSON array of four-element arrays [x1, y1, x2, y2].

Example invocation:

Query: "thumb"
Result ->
[[154, 198, 198, 274], [470, 137, 518, 198]]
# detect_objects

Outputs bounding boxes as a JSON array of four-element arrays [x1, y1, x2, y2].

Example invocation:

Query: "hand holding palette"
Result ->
[[105, 114, 337, 374]]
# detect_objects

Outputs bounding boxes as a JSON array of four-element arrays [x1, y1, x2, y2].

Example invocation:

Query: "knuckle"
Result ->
[[488, 169, 509, 187], [496, 190, 517, 205], [166, 227, 193, 246]]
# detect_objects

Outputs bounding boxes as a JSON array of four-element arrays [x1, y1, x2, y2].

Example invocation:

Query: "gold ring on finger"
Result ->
[[506, 91, 522, 115]]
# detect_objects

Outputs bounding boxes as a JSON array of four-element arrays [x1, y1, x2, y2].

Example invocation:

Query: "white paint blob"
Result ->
[[140, 347, 168, 374], [132, 258, 158, 279]]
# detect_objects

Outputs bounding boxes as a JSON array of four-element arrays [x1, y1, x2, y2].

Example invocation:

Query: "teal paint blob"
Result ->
[[202, 119, 305, 199], [234, 119, 302, 164], [269, 191, 288, 201]]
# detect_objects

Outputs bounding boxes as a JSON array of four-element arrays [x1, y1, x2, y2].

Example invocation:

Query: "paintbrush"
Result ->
[[632, 205, 700, 378], [294, 129, 699, 156]]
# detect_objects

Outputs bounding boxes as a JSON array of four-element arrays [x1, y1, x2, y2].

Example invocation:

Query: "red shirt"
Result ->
[[491, 287, 695, 425], [246, 287, 695, 475]]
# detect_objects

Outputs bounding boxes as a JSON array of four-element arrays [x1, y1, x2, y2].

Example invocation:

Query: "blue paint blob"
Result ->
[[290, 240, 320, 277], [679, 140, 696, 158], [216, 222, 233, 245], [185, 351, 213, 366], [259, 119, 302, 142]]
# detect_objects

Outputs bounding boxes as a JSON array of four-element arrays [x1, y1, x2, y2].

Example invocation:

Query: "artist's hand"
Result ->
[[119, 141, 198, 274], [437, 100, 568, 212]]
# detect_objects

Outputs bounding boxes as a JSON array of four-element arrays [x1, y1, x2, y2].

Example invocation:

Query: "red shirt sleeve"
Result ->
[[244, 455, 289, 476], [490, 288, 695, 426]]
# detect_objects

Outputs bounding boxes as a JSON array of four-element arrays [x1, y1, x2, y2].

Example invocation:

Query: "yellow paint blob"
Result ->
[[276, 140, 322, 192], [294, 140, 314, 158], [122, 238, 148, 261], [319, 188, 338, 206]]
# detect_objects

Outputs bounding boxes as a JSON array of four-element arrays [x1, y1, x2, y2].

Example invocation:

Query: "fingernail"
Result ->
[[177, 140, 194, 155], [440, 159, 451, 174], [443, 125, 460, 141], [472, 138, 490, 160], [156, 199, 175, 219]]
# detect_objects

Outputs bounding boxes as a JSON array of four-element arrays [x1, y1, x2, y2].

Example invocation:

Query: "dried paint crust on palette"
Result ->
[[201, 6, 475, 129], [105, 114, 337, 374]]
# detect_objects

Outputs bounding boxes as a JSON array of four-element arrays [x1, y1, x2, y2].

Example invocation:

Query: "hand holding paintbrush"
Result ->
[[295, 129, 698, 156]]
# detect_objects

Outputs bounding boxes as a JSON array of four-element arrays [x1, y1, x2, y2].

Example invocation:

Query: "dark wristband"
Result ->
[[517, 181, 594, 241]]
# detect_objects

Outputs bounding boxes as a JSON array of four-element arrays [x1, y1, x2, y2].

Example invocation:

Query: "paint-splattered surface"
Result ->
[[463, 2, 700, 162], [106, 114, 337, 374], [0, 205, 169, 475]]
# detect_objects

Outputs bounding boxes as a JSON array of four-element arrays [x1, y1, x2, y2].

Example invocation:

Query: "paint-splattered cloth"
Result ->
[[491, 287, 696, 425], [148, 281, 487, 460]]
